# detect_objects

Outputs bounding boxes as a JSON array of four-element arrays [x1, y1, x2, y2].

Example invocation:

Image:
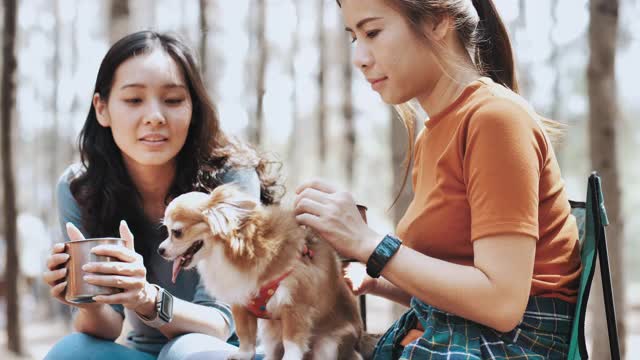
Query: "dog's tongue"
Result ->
[[172, 257, 184, 284]]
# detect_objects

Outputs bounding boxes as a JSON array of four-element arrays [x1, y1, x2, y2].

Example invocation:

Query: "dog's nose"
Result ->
[[157, 247, 166, 256]]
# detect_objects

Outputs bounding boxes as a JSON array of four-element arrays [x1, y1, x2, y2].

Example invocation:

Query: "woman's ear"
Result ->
[[426, 15, 452, 42], [93, 93, 110, 127]]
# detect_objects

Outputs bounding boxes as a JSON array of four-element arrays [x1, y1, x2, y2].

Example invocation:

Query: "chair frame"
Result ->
[[568, 173, 621, 359]]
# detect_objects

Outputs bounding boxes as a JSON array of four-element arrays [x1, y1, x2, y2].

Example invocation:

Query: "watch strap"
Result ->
[[366, 234, 402, 278], [136, 284, 172, 328]]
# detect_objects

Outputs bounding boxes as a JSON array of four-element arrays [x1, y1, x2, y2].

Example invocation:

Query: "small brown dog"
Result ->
[[158, 184, 362, 360]]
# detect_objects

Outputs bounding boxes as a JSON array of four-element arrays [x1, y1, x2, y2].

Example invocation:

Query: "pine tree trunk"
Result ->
[[286, 0, 300, 187], [513, 0, 532, 97], [249, 0, 266, 146], [49, 0, 61, 228], [342, 21, 354, 186], [2, 0, 22, 354], [316, 0, 326, 165], [548, 0, 566, 168], [587, 0, 626, 357], [68, 1, 79, 166], [549, 0, 560, 122], [199, 0, 208, 77], [200, 0, 219, 101], [109, 0, 130, 44], [179, 1, 188, 43]]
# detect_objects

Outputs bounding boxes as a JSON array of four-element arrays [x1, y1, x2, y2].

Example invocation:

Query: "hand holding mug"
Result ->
[[78, 221, 157, 315]]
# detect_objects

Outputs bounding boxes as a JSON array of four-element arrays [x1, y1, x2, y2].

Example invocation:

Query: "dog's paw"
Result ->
[[227, 350, 255, 360]]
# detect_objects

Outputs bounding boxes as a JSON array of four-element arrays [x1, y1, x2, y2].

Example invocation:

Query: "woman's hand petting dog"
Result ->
[[43, 221, 157, 316], [294, 179, 381, 263]]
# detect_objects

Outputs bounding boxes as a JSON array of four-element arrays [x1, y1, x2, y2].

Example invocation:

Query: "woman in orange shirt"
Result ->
[[294, 0, 581, 358]]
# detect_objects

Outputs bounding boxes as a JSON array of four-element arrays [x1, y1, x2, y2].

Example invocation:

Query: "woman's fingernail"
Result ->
[[82, 264, 90, 271]]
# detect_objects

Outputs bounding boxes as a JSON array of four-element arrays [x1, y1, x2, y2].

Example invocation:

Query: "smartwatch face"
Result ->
[[160, 292, 173, 321]]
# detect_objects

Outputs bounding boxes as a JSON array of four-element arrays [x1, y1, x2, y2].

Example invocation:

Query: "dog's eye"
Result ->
[[172, 229, 183, 238]]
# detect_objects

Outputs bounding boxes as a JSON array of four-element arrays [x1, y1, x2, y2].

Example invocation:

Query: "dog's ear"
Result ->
[[201, 185, 258, 237]]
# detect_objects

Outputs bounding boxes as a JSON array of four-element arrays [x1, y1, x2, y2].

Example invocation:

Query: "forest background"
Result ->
[[0, 0, 638, 358]]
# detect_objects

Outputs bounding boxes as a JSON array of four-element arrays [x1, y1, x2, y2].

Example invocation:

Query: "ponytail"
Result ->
[[472, 0, 519, 93]]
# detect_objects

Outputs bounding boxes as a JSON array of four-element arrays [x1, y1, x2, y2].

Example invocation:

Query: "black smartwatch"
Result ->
[[366, 234, 402, 278], [137, 284, 174, 328]]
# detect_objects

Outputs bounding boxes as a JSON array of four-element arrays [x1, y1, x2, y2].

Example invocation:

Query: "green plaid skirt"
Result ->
[[373, 296, 574, 359]]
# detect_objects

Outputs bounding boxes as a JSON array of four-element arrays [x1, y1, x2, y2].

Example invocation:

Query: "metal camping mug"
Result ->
[[64, 237, 125, 304]]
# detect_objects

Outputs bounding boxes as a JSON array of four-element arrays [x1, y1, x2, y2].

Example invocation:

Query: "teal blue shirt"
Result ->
[[56, 164, 260, 353]]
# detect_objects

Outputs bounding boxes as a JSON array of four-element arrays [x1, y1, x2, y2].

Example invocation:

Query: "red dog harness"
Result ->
[[245, 245, 314, 319]]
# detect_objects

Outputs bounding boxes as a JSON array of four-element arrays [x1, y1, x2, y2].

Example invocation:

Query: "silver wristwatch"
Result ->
[[136, 284, 174, 328]]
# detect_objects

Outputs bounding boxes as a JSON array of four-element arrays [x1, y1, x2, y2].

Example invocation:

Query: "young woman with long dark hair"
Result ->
[[43, 31, 279, 360]]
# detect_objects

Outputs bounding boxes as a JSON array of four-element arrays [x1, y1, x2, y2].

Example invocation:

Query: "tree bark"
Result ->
[[49, 0, 61, 227], [248, 0, 266, 146], [548, 0, 566, 168], [248, 0, 269, 146], [68, 0, 79, 166], [317, 0, 327, 165], [512, 0, 532, 97], [342, 21, 355, 187], [549, 0, 560, 122], [587, 0, 626, 357], [109, 0, 130, 44], [287, 0, 300, 187], [2, 0, 22, 354], [199, 0, 208, 77]]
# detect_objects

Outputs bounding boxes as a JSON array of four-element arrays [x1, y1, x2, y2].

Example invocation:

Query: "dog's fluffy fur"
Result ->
[[159, 185, 362, 360]]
